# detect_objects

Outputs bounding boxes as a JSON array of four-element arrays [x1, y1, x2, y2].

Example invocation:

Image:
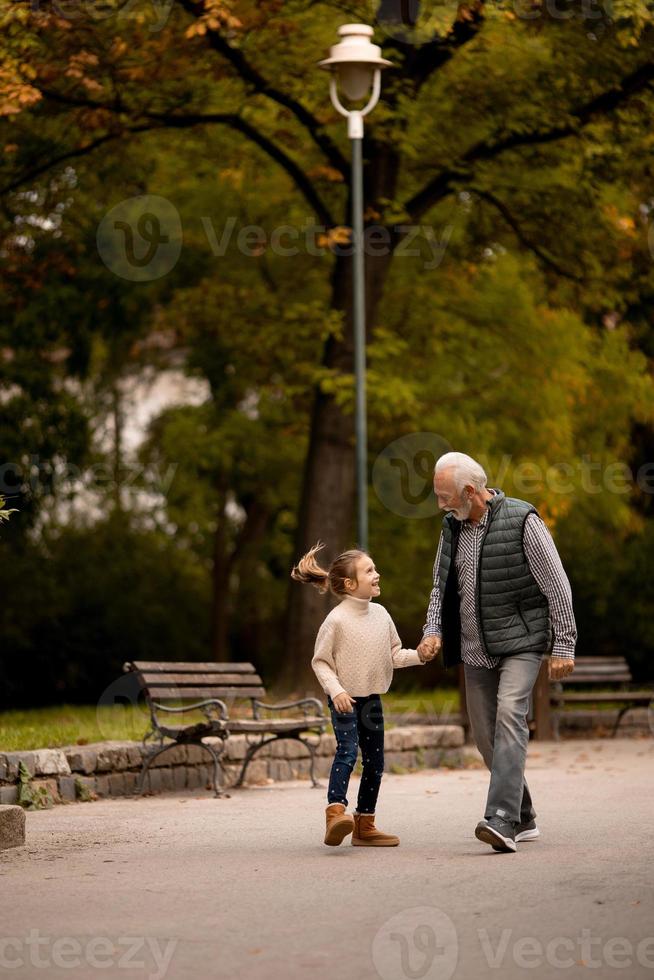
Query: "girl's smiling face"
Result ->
[[346, 554, 381, 599]]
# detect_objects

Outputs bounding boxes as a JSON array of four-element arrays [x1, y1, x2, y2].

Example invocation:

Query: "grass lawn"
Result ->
[[0, 689, 462, 752]]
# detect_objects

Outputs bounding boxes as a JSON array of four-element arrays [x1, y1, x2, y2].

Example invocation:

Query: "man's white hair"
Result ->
[[434, 452, 487, 492]]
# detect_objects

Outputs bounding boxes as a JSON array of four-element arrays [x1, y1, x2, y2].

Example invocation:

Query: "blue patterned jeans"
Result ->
[[326, 694, 385, 814]]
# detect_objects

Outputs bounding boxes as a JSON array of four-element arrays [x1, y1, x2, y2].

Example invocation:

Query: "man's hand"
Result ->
[[549, 656, 575, 681], [417, 635, 442, 663], [333, 691, 356, 713]]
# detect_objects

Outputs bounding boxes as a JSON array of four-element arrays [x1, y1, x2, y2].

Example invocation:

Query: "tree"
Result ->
[[2, 1, 654, 689]]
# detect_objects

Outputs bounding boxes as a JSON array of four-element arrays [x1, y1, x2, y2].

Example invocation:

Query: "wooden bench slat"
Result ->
[[227, 718, 327, 734], [124, 658, 327, 793], [140, 672, 263, 687], [560, 674, 633, 683], [575, 656, 627, 666], [147, 686, 266, 701], [554, 692, 653, 702], [129, 661, 256, 674]]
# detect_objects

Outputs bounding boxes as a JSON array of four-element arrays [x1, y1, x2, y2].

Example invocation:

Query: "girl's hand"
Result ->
[[333, 692, 356, 713], [417, 636, 442, 662]]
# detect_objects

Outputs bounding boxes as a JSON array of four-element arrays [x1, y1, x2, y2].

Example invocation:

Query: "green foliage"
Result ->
[[16, 761, 53, 810], [0, 496, 16, 524], [0, 519, 211, 709], [1, 0, 654, 697]]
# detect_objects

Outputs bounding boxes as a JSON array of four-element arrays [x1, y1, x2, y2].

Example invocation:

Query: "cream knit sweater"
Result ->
[[311, 595, 423, 699]]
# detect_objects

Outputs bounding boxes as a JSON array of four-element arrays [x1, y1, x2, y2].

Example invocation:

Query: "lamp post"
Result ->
[[319, 25, 392, 552]]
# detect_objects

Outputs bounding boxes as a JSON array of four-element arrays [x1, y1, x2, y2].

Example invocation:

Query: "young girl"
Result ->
[[291, 541, 434, 848]]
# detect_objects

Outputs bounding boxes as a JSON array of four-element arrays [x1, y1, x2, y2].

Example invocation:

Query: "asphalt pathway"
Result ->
[[1, 738, 653, 980]]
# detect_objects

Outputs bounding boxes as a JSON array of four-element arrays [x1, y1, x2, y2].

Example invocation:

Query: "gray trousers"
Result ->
[[464, 652, 543, 825]]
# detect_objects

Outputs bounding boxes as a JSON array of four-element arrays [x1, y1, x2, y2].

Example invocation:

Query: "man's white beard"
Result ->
[[452, 496, 473, 521]]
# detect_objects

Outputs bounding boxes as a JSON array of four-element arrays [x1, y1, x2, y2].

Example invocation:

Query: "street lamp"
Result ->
[[319, 25, 392, 552]]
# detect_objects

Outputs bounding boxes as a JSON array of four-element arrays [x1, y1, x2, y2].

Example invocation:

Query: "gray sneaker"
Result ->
[[475, 817, 517, 853], [515, 818, 540, 842]]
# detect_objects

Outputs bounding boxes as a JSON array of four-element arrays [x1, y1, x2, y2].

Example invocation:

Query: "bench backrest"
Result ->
[[557, 656, 633, 685], [123, 661, 266, 702]]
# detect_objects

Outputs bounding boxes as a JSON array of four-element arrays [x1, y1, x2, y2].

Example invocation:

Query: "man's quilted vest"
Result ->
[[438, 491, 552, 668]]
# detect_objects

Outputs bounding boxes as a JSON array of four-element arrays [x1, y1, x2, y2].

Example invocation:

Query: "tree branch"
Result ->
[[400, 1, 487, 91], [144, 109, 336, 226], [405, 60, 654, 220], [178, 0, 349, 179], [0, 127, 153, 196], [471, 187, 585, 281], [25, 89, 335, 224]]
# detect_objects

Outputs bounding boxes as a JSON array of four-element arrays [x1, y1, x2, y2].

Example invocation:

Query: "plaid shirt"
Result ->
[[423, 494, 577, 668]]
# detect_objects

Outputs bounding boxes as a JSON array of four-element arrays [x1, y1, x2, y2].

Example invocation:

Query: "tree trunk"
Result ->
[[283, 155, 397, 691], [111, 380, 123, 515]]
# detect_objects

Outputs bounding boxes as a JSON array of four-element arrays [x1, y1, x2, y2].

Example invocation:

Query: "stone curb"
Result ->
[[0, 725, 467, 804]]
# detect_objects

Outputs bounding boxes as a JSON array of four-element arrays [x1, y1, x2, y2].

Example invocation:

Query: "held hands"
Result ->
[[549, 656, 575, 681], [333, 691, 356, 713], [417, 635, 442, 663]]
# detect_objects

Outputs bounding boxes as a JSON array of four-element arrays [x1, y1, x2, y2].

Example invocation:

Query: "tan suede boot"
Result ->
[[352, 813, 400, 847], [324, 803, 355, 846]]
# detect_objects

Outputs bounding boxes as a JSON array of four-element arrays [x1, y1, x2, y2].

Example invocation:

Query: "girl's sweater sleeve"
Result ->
[[311, 619, 346, 699], [388, 614, 423, 669]]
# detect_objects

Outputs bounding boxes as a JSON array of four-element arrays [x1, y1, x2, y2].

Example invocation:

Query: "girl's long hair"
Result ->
[[291, 541, 366, 597]]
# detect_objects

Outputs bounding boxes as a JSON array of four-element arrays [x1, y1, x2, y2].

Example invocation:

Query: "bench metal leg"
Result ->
[[612, 705, 635, 738], [137, 742, 173, 795], [198, 739, 229, 798], [611, 700, 653, 738], [137, 739, 228, 798], [551, 712, 561, 741], [233, 735, 278, 788], [297, 735, 321, 788], [233, 733, 322, 789]]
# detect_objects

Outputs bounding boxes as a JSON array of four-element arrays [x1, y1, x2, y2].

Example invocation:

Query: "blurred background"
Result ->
[[1, 0, 654, 709]]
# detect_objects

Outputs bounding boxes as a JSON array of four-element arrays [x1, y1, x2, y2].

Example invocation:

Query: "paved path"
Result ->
[[1, 738, 653, 980]]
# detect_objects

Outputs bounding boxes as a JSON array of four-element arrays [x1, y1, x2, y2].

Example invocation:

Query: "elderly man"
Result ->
[[418, 451, 576, 853]]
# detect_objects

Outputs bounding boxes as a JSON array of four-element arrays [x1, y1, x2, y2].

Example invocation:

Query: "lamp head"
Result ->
[[319, 24, 392, 102]]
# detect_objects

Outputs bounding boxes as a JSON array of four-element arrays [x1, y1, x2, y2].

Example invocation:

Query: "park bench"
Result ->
[[123, 661, 328, 796], [550, 655, 653, 738]]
